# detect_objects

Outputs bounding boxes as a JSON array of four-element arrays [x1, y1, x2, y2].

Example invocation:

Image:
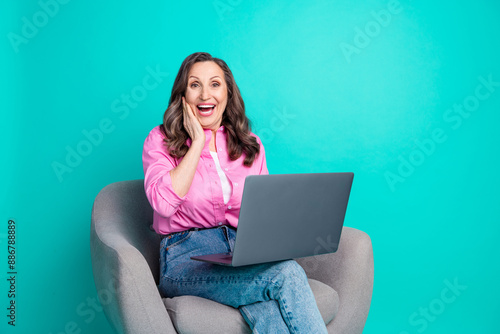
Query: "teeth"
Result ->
[[198, 104, 215, 108]]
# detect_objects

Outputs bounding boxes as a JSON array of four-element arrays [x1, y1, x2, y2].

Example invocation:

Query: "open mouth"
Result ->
[[197, 104, 216, 116]]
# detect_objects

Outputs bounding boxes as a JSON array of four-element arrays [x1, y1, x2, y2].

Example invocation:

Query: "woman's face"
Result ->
[[185, 61, 228, 131]]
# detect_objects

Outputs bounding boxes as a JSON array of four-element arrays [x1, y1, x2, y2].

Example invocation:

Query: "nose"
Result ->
[[200, 86, 210, 100]]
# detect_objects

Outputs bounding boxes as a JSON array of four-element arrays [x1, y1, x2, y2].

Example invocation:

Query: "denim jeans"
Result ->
[[159, 225, 328, 334]]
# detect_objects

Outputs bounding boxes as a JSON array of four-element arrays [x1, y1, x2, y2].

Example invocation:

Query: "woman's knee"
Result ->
[[272, 260, 309, 286]]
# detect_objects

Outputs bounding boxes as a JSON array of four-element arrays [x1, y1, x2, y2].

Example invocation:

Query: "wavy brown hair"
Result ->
[[159, 52, 260, 167]]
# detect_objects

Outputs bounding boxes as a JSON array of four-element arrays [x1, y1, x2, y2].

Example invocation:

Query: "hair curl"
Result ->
[[159, 52, 260, 167]]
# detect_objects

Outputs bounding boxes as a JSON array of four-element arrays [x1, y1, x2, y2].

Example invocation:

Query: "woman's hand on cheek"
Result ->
[[182, 96, 205, 145]]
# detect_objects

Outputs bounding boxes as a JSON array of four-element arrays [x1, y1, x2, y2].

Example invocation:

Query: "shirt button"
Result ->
[[218, 148, 222, 151], [218, 222, 222, 226], [224, 168, 228, 171], [228, 205, 232, 209], [234, 183, 238, 186]]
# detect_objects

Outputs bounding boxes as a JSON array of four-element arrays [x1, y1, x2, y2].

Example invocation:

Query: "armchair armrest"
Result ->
[[295, 226, 374, 334]]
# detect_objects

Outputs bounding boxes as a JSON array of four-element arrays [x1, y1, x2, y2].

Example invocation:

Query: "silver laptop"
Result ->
[[190, 172, 354, 267]]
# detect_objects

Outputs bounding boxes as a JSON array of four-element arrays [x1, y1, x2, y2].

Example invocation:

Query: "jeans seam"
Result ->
[[220, 226, 232, 253], [268, 264, 301, 334], [163, 275, 273, 285], [277, 288, 298, 334], [159, 238, 168, 278], [240, 306, 257, 333], [166, 230, 193, 249]]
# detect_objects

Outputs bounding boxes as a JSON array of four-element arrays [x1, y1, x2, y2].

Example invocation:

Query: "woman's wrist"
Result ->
[[191, 137, 205, 150]]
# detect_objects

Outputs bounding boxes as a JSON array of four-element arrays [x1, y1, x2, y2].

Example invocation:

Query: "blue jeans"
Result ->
[[159, 225, 328, 334]]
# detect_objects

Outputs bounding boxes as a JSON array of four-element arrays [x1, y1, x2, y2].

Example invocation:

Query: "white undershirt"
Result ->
[[210, 151, 232, 204]]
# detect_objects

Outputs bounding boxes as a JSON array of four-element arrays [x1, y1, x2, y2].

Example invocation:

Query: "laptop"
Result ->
[[190, 172, 354, 267]]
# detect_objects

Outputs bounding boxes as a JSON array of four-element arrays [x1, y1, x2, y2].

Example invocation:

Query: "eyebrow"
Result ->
[[189, 76, 221, 80]]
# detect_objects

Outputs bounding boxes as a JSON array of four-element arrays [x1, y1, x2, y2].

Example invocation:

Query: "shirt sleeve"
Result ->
[[142, 128, 186, 218]]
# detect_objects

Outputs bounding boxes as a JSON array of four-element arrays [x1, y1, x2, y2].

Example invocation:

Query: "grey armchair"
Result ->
[[91, 180, 373, 333]]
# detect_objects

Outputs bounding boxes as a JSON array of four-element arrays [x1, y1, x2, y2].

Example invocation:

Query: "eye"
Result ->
[[190, 82, 199, 88], [212, 82, 220, 87]]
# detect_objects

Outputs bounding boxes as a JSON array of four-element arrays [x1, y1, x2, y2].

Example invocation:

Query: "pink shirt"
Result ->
[[142, 125, 269, 234]]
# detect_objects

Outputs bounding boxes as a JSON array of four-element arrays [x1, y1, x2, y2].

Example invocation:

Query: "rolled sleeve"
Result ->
[[142, 128, 186, 218]]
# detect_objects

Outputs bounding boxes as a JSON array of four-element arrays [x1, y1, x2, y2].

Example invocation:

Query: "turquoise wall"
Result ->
[[2, 0, 499, 333]]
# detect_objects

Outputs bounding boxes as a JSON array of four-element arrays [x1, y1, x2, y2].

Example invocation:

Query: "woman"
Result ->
[[142, 52, 327, 333]]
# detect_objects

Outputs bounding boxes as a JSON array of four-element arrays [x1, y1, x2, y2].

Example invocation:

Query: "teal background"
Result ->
[[2, 0, 499, 333]]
